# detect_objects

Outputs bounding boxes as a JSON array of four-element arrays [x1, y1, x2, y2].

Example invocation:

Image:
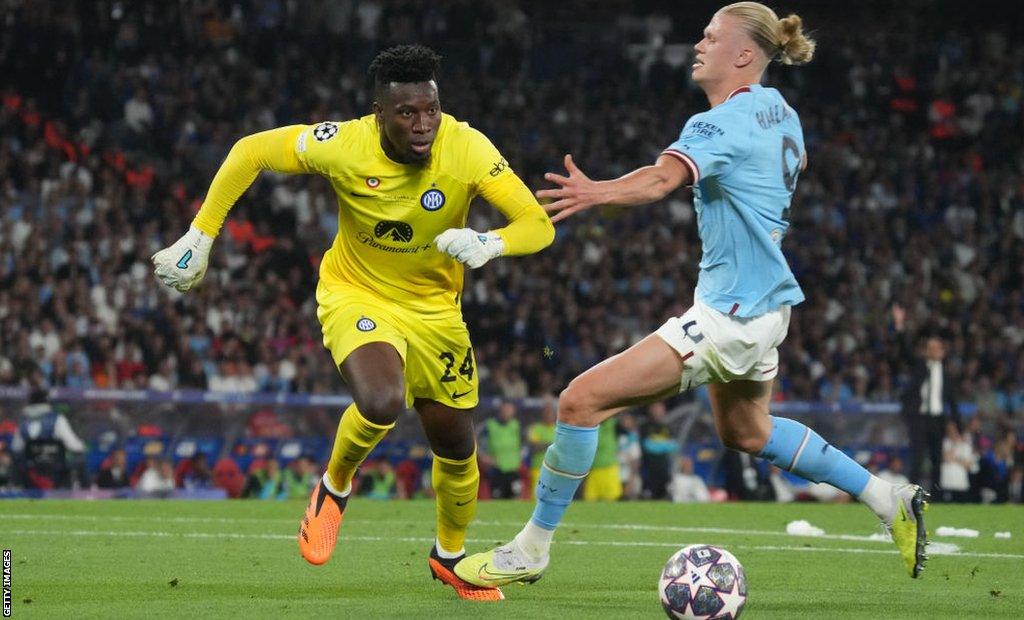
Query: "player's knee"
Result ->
[[557, 382, 599, 427], [721, 429, 768, 455], [354, 389, 404, 426], [430, 434, 475, 461]]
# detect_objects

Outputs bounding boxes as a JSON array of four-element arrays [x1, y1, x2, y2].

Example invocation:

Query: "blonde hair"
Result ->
[[720, 2, 816, 66]]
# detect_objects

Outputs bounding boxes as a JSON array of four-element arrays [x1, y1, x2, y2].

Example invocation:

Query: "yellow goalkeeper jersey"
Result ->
[[192, 113, 553, 316]]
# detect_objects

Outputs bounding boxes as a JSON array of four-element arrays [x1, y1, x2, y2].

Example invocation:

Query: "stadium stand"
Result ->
[[0, 1, 1020, 502]]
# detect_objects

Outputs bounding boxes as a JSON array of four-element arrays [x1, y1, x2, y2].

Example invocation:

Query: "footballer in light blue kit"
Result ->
[[664, 82, 806, 319], [457, 1, 929, 590]]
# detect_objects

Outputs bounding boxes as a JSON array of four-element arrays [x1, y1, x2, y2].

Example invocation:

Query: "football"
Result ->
[[659, 544, 747, 619]]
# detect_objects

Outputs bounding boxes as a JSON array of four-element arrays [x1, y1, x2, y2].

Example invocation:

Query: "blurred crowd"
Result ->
[[2, 0, 1022, 413], [3, 394, 1021, 504]]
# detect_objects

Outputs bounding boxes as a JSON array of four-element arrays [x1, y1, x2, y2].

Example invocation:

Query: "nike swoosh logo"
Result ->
[[477, 563, 525, 582], [350, 192, 374, 198], [451, 390, 472, 400], [455, 499, 472, 506], [898, 501, 911, 522]]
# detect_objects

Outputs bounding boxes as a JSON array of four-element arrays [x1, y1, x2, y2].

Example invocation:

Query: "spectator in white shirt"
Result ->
[[670, 455, 709, 504], [136, 458, 176, 497], [940, 421, 977, 503]]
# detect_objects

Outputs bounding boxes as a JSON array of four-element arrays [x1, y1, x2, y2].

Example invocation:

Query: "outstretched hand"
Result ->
[[537, 154, 600, 223], [151, 226, 213, 292]]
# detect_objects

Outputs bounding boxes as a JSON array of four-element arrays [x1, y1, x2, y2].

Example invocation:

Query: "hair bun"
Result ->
[[776, 14, 815, 65]]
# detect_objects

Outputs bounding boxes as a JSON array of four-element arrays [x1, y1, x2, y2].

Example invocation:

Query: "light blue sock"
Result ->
[[530, 422, 599, 531], [758, 416, 870, 495]]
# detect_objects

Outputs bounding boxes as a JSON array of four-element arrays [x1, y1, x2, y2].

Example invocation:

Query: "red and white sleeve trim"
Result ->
[[662, 149, 701, 185]]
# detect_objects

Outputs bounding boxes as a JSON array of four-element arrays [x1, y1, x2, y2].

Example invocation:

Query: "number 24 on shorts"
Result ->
[[438, 348, 474, 383]]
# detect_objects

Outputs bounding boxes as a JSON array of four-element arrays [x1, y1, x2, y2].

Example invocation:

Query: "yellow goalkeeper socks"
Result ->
[[432, 451, 480, 554], [325, 404, 394, 494]]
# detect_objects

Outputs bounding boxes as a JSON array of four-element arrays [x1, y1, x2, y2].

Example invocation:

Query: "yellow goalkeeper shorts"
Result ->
[[583, 464, 623, 501], [316, 283, 478, 409]]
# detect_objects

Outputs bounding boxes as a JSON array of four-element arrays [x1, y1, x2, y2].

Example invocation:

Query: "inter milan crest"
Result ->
[[366, 177, 380, 188], [356, 316, 376, 332], [420, 188, 446, 211], [312, 122, 338, 142]]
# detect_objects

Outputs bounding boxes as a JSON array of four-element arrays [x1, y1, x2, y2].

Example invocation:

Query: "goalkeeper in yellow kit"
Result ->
[[151, 45, 554, 601]]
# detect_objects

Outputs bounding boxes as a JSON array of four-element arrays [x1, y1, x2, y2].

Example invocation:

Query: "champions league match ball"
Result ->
[[659, 545, 748, 619]]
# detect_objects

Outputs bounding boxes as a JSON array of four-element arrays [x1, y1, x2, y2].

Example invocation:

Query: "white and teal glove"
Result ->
[[433, 228, 505, 269], [151, 225, 214, 292]]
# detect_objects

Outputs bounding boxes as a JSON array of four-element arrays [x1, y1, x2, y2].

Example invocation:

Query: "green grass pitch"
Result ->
[[2, 499, 1022, 618]]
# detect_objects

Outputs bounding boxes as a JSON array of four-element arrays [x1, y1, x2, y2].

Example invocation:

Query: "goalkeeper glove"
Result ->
[[433, 228, 505, 269], [151, 226, 214, 292]]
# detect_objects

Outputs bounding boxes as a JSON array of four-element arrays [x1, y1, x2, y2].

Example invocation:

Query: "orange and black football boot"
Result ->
[[298, 477, 348, 565], [428, 544, 505, 601]]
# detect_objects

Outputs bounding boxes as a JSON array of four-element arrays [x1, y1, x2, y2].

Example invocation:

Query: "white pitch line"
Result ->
[[0, 513, 297, 525], [5, 528, 297, 541], [5, 528, 1023, 561], [476, 519, 891, 544], [0, 513, 901, 544]]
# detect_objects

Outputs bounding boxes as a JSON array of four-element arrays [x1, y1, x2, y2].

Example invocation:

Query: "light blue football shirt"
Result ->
[[664, 84, 805, 318]]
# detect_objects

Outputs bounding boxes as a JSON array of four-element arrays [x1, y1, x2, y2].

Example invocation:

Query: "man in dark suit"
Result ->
[[899, 330, 960, 493]]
